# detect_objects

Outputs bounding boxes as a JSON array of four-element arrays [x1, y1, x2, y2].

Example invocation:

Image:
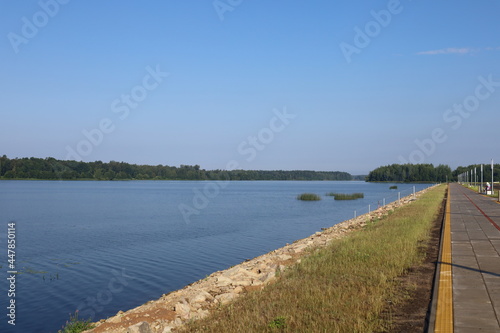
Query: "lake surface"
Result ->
[[0, 180, 433, 333]]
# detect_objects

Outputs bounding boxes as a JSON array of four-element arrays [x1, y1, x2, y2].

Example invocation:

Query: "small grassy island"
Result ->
[[326, 192, 364, 200], [296, 193, 321, 201]]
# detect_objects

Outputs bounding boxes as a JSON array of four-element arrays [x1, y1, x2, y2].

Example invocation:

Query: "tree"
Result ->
[[93, 169, 104, 180], [367, 163, 451, 182], [4, 170, 15, 178], [104, 170, 116, 180]]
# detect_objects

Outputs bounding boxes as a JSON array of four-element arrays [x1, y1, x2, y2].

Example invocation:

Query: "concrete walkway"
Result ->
[[443, 183, 500, 332]]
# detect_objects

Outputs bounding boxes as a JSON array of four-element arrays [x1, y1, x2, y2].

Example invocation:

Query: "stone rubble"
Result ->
[[84, 187, 435, 333]]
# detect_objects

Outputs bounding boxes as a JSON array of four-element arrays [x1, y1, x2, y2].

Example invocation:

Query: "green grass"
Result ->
[[326, 192, 364, 200], [389, 185, 398, 190], [180, 185, 445, 333], [296, 193, 321, 201], [58, 311, 94, 333], [462, 184, 498, 198], [268, 316, 287, 330]]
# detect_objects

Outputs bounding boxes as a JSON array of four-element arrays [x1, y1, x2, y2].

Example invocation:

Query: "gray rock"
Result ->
[[222, 266, 240, 277], [278, 254, 292, 261], [232, 278, 252, 286], [215, 293, 237, 305], [191, 309, 210, 320], [126, 321, 153, 333], [189, 290, 213, 304], [216, 275, 233, 287], [174, 302, 191, 319], [259, 271, 275, 284], [293, 244, 308, 253]]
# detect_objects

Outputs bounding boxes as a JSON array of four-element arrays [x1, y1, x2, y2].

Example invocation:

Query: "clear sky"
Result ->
[[1, 0, 499, 174]]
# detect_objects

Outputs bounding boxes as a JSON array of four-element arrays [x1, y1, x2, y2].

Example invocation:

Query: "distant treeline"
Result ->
[[367, 163, 500, 183], [367, 164, 452, 182], [453, 164, 500, 182], [0, 156, 352, 181]]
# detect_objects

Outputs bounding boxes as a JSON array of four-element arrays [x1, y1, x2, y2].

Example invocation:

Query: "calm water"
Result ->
[[0, 180, 432, 333]]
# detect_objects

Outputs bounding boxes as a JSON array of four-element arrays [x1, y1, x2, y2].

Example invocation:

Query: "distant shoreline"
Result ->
[[0, 156, 355, 181], [366, 180, 438, 184], [0, 178, 366, 182]]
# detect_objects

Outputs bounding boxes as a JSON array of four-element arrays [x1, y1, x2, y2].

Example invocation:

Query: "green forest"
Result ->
[[367, 163, 500, 183], [0, 156, 352, 181], [452, 164, 500, 183], [2, 156, 498, 183]]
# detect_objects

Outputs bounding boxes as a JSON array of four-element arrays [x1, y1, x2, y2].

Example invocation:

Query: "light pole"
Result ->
[[492, 159, 494, 195], [481, 164, 484, 193], [475, 167, 477, 188]]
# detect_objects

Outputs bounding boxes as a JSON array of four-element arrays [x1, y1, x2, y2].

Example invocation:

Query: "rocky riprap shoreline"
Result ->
[[84, 186, 435, 333]]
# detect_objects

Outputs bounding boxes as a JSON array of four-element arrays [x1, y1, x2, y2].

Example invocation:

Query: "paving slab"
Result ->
[[449, 183, 500, 331]]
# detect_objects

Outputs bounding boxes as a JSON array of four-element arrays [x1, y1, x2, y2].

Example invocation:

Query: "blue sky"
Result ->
[[1, 0, 499, 174]]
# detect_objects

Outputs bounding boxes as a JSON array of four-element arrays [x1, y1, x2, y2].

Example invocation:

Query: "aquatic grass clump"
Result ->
[[297, 193, 321, 201], [390, 185, 398, 190], [58, 311, 94, 333], [326, 192, 364, 200]]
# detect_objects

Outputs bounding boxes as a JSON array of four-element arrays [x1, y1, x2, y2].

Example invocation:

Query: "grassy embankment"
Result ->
[[461, 184, 498, 199], [180, 185, 446, 333]]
